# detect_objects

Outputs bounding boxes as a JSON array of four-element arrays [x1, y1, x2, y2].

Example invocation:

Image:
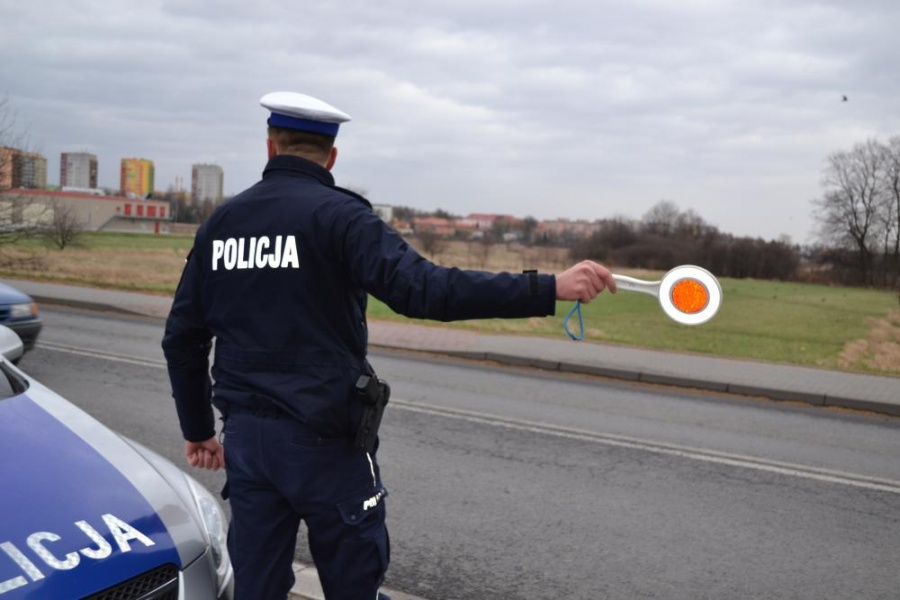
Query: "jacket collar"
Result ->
[[263, 154, 335, 186]]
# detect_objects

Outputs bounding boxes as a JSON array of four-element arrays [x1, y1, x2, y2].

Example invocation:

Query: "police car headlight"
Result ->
[[186, 477, 232, 593], [9, 302, 37, 319]]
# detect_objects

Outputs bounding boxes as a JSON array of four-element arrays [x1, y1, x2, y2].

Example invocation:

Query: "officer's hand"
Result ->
[[555, 260, 617, 303], [185, 437, 225, 471]]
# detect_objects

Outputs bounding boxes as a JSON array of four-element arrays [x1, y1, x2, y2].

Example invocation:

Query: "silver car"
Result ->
[[0, 326, 234, 599]]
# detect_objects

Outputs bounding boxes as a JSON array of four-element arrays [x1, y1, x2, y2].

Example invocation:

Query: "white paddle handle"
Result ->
[[612, 274, 660, 297]]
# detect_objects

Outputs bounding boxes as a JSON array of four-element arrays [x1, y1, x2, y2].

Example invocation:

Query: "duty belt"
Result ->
[[220, 400, 294, 420], [219, 402, 351, 447]]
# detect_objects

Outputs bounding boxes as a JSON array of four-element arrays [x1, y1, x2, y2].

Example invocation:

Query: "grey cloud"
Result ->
[[1, 0, 898, 242]]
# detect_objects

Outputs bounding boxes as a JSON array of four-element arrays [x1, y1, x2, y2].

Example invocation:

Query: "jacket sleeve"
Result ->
[[161, 240, 215, 442], [337, 203, 556, 321]]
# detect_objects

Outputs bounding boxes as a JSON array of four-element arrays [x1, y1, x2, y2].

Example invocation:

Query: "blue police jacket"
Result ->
[[163, 154, 557, 442]]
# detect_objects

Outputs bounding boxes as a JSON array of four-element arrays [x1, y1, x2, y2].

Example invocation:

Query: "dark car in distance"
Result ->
[[0, 281, 42, 355]]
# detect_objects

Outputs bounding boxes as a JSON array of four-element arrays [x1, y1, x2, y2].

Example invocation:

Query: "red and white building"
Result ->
[[0, 188, 172, 234]]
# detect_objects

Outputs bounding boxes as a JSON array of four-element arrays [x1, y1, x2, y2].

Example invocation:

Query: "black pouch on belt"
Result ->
[[353, 374, 390, 453]]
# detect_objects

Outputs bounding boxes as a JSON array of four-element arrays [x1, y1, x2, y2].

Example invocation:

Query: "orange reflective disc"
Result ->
[[670, 278, 709, 314]]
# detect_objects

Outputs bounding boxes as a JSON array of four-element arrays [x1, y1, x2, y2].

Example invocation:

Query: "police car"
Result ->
[[0, 326, 234, 599]]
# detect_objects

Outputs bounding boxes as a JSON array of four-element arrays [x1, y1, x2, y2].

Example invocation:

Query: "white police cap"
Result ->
[[260, 92, 351, 137]]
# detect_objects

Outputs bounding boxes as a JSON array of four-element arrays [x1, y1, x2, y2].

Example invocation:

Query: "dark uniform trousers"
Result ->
[[223, 411, 389, 599]]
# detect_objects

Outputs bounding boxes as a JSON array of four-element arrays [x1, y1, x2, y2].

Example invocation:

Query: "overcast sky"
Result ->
[[2, 0, 898, 243]]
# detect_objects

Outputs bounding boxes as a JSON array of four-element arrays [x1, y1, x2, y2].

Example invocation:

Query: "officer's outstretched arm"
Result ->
[[341, 205, 558, 321]]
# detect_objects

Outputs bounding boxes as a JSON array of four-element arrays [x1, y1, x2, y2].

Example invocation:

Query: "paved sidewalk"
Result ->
[[12, 278, 899, 418]]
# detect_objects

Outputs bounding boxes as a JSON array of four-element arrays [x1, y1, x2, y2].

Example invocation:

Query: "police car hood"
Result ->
[[0, 375, 210, 598]]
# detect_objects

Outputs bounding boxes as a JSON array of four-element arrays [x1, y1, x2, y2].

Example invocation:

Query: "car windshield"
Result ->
[[0, 365, 28, 399]]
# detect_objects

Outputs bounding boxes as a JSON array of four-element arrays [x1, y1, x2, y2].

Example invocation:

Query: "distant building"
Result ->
[[536, 218, 602, 240], [372, 204, 393, 223], [61, 187, 106, 196], [0, 188, 171, 234], [60, 152, 98, 189], [16, 153, 47, 189], [455, 219, 480, 237], [0, 147, 15, 189], [392, 219, 414, 236], [464, 213, 518, 231], [120, 158, 155, 197], [191, 163, 224, 206], [413, 216, 455, 237], [0, 147, 47, 189]]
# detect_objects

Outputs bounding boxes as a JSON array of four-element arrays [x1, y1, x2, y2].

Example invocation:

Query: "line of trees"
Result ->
[[150, 189, 221, 224], [569, 201, 800, 281]]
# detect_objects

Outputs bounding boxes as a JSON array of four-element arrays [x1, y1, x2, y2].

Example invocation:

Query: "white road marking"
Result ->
[[38, 341, 167, 368], [37, 342, 900, 495], [392, 400, 900, 495]]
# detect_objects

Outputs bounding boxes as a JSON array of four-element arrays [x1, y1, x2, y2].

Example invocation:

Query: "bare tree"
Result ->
[[641, 200, 680, 237], [521, 216, 538, 245], [197, 198, 216, 223], [0, 97, 24, 193], [489, 218, 511, 244], [675, 209, 714, 241], [536, 243, 561, 270], [41, 201, 84, 250], [469, 236, 492, 269], [415, 229, 446, 260], [880, 136, 900, 291], [0, 97, 47, 268], [813, 140, 886, 286]]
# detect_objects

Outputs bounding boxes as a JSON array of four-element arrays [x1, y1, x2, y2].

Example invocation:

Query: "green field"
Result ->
[[4, 231, 899, 375], [67, 231, 197, 251]]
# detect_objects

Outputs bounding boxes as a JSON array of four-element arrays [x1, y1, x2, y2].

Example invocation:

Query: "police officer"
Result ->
[[162, 91, 617, 600]]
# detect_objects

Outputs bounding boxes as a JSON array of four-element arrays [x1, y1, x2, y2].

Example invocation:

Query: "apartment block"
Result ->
[[0, 146, 47, 189], [120, 158, 155, 197], [61, 152, 98, 189], [191, 163, 224, 206]]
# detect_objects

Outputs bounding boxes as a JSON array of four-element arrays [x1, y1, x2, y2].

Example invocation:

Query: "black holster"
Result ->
[[354, 374, 390, 453]]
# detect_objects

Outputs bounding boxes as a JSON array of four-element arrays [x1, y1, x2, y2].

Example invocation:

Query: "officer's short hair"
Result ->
[[268, 126, 335, 162]]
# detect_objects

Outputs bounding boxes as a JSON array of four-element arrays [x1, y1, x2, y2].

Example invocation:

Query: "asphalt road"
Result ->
[[21, 306, 900, 600]]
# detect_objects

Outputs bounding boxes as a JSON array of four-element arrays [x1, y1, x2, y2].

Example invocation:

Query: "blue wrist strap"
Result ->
[[563, 301, 585, 341]]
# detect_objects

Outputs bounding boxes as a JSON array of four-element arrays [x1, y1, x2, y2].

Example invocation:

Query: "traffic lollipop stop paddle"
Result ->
[[563, 265, 723, 340]]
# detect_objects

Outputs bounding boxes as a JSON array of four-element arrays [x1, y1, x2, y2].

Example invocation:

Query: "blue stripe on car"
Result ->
[[0, 394, 181, 598]]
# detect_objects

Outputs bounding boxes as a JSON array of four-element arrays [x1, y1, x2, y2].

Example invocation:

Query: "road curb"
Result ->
[[31, 295, 152, 318], [375, 345, 900, 419]]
